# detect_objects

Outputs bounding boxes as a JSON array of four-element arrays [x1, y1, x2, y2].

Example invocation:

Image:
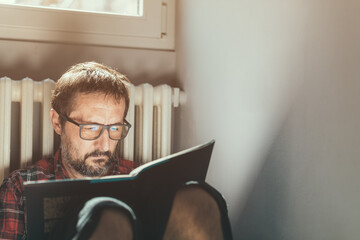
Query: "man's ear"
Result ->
[[50, 109, 62, 135]]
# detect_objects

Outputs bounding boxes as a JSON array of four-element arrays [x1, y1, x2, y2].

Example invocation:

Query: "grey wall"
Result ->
[[0, 39, 176, 86], [175, 0, 360, 239], [236, 1, 360, 239]]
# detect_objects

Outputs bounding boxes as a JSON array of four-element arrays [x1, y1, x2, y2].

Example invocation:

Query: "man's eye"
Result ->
[[110, 126, 120, 131], [84, 125, 100, 131]]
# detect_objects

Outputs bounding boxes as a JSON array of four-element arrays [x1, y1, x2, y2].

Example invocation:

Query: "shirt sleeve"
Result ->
[[0, 174, 26, 240]]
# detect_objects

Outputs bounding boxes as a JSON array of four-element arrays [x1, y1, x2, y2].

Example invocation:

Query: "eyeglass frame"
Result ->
[[57, 112, 132, 141]]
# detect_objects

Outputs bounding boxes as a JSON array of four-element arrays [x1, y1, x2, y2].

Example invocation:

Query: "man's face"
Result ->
[[59, 92, 126, 178]]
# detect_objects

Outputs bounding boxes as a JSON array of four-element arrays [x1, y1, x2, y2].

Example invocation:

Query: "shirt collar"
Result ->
[[53, 148, 71, 179]]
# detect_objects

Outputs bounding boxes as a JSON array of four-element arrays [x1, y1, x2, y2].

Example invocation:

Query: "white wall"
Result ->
[[175, 0, 308, 237], [176, 0, 360, 239]]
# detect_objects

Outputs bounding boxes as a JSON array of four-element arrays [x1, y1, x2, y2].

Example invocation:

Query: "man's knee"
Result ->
[[174, 185, 221, 220], [89, 208, 133, 240], [73, 197, 136, 240], [163, 185, 224, 240]]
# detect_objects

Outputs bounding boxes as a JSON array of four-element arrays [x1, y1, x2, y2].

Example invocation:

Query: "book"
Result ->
[[24, 139, 215, 240]]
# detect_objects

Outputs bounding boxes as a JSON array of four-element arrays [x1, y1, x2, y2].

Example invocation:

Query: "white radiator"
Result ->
[[0, 77, 186, 182]]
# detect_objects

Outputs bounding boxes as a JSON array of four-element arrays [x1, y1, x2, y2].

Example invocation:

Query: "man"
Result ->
[[0, 62, 231, 240]]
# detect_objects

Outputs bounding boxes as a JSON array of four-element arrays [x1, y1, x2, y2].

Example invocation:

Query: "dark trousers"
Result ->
[[49, 181, 232, 240]]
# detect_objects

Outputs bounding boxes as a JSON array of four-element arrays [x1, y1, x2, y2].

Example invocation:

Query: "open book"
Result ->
[[24, 140, 215, 240]]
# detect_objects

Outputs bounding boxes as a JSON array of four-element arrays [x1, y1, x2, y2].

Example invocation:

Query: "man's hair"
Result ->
[[51, 62, 131, 122]]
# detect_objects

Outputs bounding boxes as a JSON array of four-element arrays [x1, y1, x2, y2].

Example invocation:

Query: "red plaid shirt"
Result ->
[[0, 149, 136, 240]]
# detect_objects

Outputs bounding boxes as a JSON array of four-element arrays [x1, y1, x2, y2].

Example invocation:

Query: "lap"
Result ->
[[49, 182, 232, 240]]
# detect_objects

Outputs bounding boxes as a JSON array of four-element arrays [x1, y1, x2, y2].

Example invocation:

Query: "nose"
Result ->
[[94, 129, 112, 151]]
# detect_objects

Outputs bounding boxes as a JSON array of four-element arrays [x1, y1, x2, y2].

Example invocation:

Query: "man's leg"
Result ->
[[88, 208, 133, 240], [163, 182, 231, 240], [62, 184, 231, 240], [72, 197, 137, 240]]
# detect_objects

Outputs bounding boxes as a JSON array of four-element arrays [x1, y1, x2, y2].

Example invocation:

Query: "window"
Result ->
[[0, 0, 174, 50], [0, 0, 143, 16]]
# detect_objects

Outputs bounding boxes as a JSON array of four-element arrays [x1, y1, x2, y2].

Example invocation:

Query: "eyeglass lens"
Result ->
[[80, 124, 129, 140]]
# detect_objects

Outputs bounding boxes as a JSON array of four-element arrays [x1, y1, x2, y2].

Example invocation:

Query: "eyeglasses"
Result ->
[[58, 113, 131, 141]]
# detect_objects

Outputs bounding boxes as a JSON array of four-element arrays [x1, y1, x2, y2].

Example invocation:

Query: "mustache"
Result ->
[[84, 150, 112, 160]]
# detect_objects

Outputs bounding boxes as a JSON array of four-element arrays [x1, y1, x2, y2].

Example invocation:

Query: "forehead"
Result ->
[[70, 92, 125, 118]]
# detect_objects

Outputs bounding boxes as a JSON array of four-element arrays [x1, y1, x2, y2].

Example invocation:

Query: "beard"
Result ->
[[61, 135, 116, 177]]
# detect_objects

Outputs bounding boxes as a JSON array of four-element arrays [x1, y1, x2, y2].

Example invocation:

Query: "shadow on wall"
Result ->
[[130, 72, 178, 87], [234, 124, 291, 240]]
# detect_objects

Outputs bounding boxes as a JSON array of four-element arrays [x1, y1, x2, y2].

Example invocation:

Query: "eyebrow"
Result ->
[[72, 118, 124, 126]]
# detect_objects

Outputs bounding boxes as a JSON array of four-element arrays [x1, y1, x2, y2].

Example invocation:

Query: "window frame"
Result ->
[[0, 0, 175, 50]]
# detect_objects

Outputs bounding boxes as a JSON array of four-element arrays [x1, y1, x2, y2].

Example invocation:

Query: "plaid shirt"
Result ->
[[0, 149, 136, 240]]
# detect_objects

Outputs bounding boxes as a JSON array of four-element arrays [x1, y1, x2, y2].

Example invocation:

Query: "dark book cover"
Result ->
[[24, 140, 215, 239]]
